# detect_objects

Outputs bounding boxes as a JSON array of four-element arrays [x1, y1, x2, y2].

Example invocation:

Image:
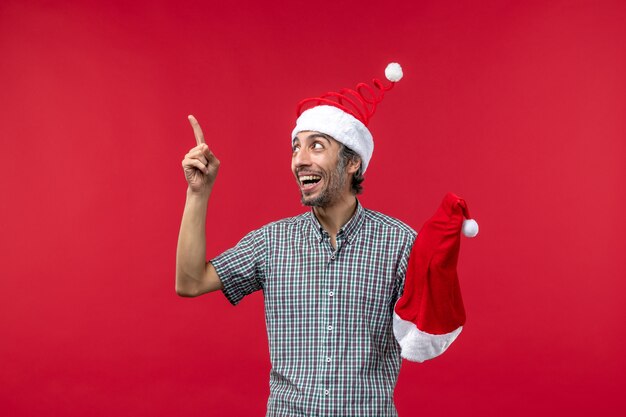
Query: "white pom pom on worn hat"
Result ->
[[385, 63, 403, 82]]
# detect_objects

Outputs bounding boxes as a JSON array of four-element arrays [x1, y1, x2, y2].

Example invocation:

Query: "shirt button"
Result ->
[[324, 389, 330, 396], [327, 325, 333, 331], [326, 357, 331, 363], [328, 291, 334, 297]]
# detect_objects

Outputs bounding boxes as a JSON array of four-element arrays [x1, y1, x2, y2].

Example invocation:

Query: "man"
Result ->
[[176, 64, 419, 416]]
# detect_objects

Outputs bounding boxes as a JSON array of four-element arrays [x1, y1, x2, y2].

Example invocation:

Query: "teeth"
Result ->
[[300, 175, 321, 182]]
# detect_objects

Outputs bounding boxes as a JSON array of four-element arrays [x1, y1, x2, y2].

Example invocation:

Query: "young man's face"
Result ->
[[291, 131, 352, 208]]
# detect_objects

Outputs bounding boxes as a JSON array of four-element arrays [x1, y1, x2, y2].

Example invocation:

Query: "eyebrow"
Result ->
[[295, 133, 333, 144]]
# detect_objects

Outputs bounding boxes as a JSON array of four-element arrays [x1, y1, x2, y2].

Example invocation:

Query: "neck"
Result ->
[[313, 194, 357, 246]]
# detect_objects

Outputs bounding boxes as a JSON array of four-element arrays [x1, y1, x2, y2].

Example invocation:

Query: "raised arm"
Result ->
[[175, 115, 223, 297]]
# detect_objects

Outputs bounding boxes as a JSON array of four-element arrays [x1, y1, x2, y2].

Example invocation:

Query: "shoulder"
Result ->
[[362, 208, 417, 239], [257, 212, 311, 233]]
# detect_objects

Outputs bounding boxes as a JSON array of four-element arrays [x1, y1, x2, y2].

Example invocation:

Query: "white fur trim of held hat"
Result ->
[[393, 311, 463, 362], [291, 105, 374, 174]]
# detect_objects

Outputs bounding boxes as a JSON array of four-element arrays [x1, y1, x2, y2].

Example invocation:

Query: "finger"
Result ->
[[185, 150, 209, 165], [187, 143, 209, 157], [183, 155, 209, 166], [192, 155, 209, 166], [188, 115, 205, 146], [183, 159, 209, 174], [206, 151, 220, 166], [202, 145, 216, 158]]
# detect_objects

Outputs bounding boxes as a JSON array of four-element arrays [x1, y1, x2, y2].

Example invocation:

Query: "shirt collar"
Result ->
[[307, 199, 366, 244]]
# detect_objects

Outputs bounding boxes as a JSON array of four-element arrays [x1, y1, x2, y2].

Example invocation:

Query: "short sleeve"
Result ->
[[394, 231, 416, 301], [211, 228, 267, 305]]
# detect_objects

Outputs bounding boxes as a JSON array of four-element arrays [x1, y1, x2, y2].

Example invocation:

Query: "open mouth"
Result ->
[[300, 175, 321, 185], [299, 175, 322, 191]]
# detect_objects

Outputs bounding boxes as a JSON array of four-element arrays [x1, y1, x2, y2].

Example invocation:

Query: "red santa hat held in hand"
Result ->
[[394, 193, 478, 362]]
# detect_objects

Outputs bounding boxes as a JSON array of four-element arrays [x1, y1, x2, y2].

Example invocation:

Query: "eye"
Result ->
[[312, 142, 324, 150], [292, 144, 300, 152]]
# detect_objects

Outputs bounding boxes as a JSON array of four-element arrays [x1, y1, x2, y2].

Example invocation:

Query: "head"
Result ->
[[292, 131, 363, 208], [291, 63, 404, 191], [292, 105, 374, 173]]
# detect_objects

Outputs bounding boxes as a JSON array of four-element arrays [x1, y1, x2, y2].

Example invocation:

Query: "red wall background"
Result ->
[[1, 0, 625, 416]]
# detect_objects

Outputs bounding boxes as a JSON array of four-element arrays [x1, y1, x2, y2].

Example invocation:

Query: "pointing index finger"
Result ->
[[188, 115, 205, 146]]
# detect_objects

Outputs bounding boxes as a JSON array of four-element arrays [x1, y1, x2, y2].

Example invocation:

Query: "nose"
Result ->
[[293, 146, 311, 168]]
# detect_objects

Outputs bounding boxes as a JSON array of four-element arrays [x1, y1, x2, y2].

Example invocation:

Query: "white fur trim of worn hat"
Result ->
[[291, 105, 374, 174]]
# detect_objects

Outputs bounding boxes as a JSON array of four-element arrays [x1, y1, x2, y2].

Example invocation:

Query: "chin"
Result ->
[[300, 195, 316, 207], [301, 193, 333, 208]]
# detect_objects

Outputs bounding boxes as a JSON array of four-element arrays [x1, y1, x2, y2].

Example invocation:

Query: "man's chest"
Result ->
[[263, 237, 400, 331]]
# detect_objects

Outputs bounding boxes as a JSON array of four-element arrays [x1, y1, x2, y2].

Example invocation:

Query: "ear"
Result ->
[[346, 157, 361, 175]]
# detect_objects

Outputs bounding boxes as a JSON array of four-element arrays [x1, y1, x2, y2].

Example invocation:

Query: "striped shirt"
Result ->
[[211, 201, 416, 417]]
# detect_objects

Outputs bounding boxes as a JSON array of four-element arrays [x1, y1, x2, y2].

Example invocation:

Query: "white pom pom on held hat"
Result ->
[[462, 218, 479, 238], [292, 62, 403, 174]]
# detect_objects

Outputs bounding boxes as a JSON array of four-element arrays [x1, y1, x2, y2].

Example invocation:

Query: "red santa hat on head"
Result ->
[[292, 63, 404, 174], [394, 193, 478, 362]]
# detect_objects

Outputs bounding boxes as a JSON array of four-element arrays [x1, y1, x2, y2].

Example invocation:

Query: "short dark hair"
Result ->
[[339, 144, 364, 195]]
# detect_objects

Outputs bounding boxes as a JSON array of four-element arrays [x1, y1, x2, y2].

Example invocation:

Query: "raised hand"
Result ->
[[182, 115, 220, 195]]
